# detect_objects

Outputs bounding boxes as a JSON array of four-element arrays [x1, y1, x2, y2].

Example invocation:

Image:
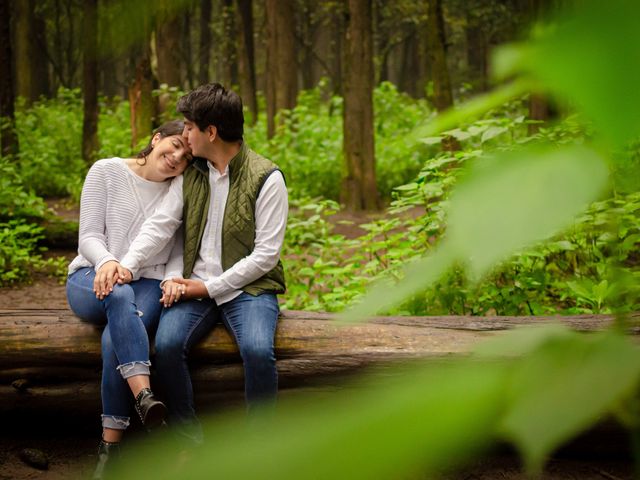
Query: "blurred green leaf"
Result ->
[[117, 361, 509, 480], [499, 332, 640, 472], [448, 146, 609, 278], [496, 0, 640, 146]]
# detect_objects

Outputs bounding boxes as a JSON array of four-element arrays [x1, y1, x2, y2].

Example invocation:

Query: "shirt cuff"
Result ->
[[204, 277, 222, 299], [95, 254, 118, 272]]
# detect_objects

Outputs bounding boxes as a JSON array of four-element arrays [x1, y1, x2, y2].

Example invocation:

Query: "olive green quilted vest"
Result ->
[[181, 144, 286, 296]]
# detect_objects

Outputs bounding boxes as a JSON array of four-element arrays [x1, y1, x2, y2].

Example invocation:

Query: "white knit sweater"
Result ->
[[68, 158, 182, 280]]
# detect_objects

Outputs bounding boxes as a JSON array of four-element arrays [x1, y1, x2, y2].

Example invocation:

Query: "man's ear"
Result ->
[[207, 125, 217, 143]]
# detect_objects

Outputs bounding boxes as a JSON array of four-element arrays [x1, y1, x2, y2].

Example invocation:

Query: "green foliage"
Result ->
[[248, 81, 432, 200], [0, 220, 64, 286], [15, 90, 87, 198]]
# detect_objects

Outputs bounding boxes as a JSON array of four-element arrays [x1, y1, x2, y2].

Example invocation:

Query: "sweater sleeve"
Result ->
[[77, 162, 117, 270], [120, 175, 184, 275]]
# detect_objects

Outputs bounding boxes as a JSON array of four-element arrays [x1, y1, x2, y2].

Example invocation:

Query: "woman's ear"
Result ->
[[151, 132, 162, 147]]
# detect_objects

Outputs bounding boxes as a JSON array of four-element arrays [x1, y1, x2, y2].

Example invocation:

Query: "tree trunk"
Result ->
[[426, 0, 454, 112], [426, 0, 458, 151], [129, 25, 154, 149], [265, 0, 297, 138], [0, 0, 18, 157], [341, 0, 379, 211], [155, 0, 182, 88], [198, 0, 212, 85], [81, 0, 99, 164], [527, 0, 552, 134], [13, 0, 41, 104], [466, 23, 488, 92], [1, 308, 636, 415], [216, 0, 237, 88], [236, 0, 258, 124], [182, 7, 194, 90]]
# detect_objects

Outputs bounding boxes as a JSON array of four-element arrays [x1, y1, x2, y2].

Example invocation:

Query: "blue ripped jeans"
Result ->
[[66, 267, 163, 430], [155, 292, 279, 444]]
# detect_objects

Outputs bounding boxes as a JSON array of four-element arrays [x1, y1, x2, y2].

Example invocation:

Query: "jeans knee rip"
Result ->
[[101, 415, 130, 430], [116, 360, 151, 379]]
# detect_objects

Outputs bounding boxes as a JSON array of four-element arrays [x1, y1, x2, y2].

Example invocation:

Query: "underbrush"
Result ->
[[282, 116, 640, 315]]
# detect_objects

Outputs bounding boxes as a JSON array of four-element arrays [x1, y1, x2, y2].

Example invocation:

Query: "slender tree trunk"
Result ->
[[426, 0, 453, 112], [466, 24, 487, 92], [13, 0, 39, 103], [198, 0, 212, 84], [0, 0, 18, 157], [156, 0, 182, 87], [82, 0, 99, 163], [182, 8, 194, 90], [426, 0, 458, 151], [32, 7, 50, 98], [217, 0, 237, 88], [129, 22, 154, 149], [528, 0, 551, 134], [265, 0, 297, 138], [236, 0, 258, 124], [341, 0, 379, 211]]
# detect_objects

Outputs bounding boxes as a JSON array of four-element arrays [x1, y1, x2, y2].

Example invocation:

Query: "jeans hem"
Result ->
[[101, 414, 130, 430], [117, 360, 151, 379]]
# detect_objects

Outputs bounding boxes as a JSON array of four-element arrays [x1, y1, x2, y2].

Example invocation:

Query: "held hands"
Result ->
[[160, 278, 208, 307], [93, 261, 132, 300]]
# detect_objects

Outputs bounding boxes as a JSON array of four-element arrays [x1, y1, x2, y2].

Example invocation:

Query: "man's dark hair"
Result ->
[[176, 83, 244, 142]]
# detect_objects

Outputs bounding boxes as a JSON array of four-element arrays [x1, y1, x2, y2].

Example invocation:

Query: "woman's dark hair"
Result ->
[[135, 120, 185, 159], [176, 83, 244, 142]]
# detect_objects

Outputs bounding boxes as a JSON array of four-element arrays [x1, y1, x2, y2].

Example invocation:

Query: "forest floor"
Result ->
[[0, 202, 635, 479]]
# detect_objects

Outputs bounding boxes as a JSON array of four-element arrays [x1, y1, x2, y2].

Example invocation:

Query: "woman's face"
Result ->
[[149, 134, 192, 179]]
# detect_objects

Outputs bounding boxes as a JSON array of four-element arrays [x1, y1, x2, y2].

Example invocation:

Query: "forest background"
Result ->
[[2, 0, 640, 478], [2, 0, 638, 318]]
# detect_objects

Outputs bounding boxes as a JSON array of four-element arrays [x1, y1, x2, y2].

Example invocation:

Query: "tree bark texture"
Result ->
[[128, 19, 154, 149], [155, 0, 183, 88], [426, 0, 453, 112], [81, 0, 99, 164], [0, 309, 637, 415], [264, 0, 297, 138], [426, 0, 459, 151], [341, 0, 379, 211], [0, 0, 18, 157], [198, 0, 212, 85], [13, 0, 42, 104], [236, 0, 258, 124]]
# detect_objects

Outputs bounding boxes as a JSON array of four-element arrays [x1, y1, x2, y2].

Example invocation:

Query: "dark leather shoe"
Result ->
[[135, 388, 167, 429], [92, 440, 120, 480]]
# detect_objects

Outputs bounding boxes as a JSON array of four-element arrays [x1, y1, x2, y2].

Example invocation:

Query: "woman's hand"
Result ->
[[160, 279, 186, 308], [160, 278, 208, 307], [93, 261, 120, 300], [116, 265, 133, 284]]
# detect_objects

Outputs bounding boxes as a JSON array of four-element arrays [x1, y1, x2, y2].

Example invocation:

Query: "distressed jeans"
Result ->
[[155, 292, 279, 444], [66, 267, 163, 430]]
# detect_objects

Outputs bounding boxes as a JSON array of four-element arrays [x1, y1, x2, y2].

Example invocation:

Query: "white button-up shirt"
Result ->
[[121, 157, 288, 305]]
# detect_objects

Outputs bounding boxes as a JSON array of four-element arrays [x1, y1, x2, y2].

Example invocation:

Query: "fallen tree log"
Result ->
[[1, 309, 638, 416]]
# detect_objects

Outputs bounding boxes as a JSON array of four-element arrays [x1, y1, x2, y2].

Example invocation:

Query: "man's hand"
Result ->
[[93, 261, 120, 300], [162, 278, 208, 304], [160, 279, 187, 307]]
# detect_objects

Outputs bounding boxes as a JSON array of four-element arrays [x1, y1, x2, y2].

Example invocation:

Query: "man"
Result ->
[[119, 83, 288, 443]]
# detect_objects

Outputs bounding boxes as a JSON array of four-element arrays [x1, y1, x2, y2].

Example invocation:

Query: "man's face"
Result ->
[[182, 119, 210, 158]]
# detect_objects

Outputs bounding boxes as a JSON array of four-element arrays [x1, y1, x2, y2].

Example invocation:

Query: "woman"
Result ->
[[66, 120, 191, 478]]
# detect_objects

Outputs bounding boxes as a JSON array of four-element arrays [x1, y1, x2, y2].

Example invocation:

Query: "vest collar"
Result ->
[[191, 156, 209, 175], [191, 142, 246, 178], [228, 142, 247, 182]]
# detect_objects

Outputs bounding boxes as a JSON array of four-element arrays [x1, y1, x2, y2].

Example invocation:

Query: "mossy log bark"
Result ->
[[1, 309, 638, 416]]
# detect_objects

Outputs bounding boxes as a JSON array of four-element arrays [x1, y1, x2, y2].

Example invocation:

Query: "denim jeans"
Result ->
[[155, 292, 279, 443], [66, 267, 163, 430]]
